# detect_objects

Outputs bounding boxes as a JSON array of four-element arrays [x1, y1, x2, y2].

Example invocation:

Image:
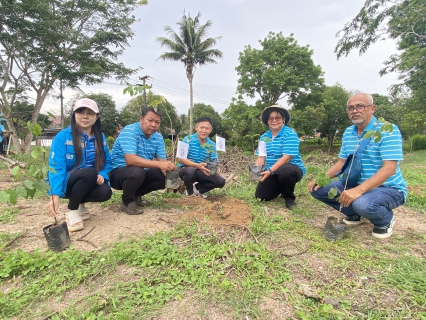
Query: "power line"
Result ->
[[102, 77, 232, 105]]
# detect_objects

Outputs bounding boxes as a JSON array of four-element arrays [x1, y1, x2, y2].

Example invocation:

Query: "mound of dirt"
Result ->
[[0, 194, 253, 253], [165, 197, 252, 227]]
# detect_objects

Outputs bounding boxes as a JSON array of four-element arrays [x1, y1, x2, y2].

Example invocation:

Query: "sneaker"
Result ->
[[120, 201, 144, 215], [372, 218, 395, 239], [285, 199, 296, 210], [343, 215, 365, 226], [193, 185, 207, 199], [135, 196, 150, 207]]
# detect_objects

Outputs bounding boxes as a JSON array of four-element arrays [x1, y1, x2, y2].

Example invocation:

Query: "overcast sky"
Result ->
[[42, 0, 400, 116]]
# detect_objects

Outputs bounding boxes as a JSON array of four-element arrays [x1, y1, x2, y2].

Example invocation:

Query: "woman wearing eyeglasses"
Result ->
[[46, 98, 112, 232], [254, 105, 305, 209]]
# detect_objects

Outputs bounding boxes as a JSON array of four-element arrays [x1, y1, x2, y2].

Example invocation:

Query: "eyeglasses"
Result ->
[[268, 116, 283, 122], [346, 104, 373, 113]]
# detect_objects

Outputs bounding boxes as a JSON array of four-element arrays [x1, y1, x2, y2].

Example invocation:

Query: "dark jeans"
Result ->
[[310, 180, 405, 227], [255, 163, 303, 201], [109, 166, 165, 204], [179, 166, 226, 194], [65, 167, 112, 210], [0, 139, 5, 155]]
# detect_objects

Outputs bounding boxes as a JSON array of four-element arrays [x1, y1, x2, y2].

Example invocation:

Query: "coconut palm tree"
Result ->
[[156, 11, 223, 134]]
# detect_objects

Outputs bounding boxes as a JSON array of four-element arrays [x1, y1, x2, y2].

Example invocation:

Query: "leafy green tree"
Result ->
[[317, 85, 351, 148], [401, 110, 426, 152], [291, 106, 325, 138], [9, 101, 51, 140], [119, 91, 182, 137], [0, 0, 147, 154], [372, 93, 403, 129], [156, 11, 223, 134], [236, 32, 324, 108], [65, 93, 119, 138], [182, 103, 223, 137], [335, 0, 426, 108], [221, 98, 265, 152]]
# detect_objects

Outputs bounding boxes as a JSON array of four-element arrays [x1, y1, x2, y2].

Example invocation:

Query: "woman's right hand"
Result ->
[[46, 195, 60, 218]]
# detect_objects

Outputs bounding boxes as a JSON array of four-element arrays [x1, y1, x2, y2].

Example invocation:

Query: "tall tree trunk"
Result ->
[[188, 74, 194, 134]]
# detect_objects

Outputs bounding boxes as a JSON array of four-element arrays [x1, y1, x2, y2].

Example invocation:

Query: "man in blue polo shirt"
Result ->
[[308, 93, 407, 239], [110, 106, 175, 215], [178, 116, 225, 197]]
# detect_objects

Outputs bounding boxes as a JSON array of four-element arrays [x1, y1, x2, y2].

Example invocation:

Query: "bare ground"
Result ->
[[1, 174, 426, 319]]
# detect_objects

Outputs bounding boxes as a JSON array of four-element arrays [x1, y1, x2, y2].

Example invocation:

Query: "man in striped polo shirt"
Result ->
[[110, 106, 176, 215], [178, 117, 225, 197], [309, 93, 407, 239]]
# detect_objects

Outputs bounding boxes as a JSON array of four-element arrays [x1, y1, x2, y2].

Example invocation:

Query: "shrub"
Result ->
[[411, 134, 426, 151], [106, 136, 115, 150]]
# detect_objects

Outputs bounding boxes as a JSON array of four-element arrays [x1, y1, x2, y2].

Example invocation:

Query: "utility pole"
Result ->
[[138, 76, 149, 114], [60, 79, 64, 128]]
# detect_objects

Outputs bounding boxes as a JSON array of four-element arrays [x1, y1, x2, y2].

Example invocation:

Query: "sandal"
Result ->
[[78, 203, 91, 221], [65, 210, 84, 232]]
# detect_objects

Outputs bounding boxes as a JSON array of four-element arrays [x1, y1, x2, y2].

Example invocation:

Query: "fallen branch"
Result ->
[[1, 230, 28, 249], [224, 223, 258, 243], [76, 226, 97, 248], [77, 226, 95, 240], [0, 154, 26, 169], [77, 238, 97, 248], [225, 172, 236, 184]]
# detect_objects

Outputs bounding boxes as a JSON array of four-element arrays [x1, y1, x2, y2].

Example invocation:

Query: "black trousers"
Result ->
[[109, 166, 165, 204], [179, 166, 225, 195], [0, 140, 4, 155], [255, 163, 303, 201], [65, 167, 112, 210]]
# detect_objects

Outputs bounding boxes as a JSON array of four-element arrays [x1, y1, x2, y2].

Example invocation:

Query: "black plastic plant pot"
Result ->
[[322, 216, 349, 242], [248, 164, 265, 181], [206, 159, 219, 176], [165, 170, 180, 190], [43, 222, 71, 252]]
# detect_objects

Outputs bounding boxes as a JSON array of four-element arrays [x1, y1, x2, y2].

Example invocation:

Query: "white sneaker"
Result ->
[[194, 185, 207, 199]]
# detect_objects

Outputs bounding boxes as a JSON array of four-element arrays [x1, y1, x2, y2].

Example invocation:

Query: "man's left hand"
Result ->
[[339, 188, 363, 207]]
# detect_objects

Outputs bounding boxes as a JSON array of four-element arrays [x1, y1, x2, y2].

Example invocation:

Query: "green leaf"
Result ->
[[11, 166, 20, 177], [8, 189, 18, 205], [328, 187, 338, 199], [0, 191, 10, 203], [33, 123, 42, 136]]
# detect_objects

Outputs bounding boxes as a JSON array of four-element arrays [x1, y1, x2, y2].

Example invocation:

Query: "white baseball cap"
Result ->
[[73, 98, 99, 114]]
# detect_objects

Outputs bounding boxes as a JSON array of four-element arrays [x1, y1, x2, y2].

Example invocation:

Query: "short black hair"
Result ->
[[196, 116, 213, 126], [141, 106, 162, 119]]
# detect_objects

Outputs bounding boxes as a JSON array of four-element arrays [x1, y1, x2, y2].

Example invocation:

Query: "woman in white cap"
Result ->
[[254, 105, 305, 209], [46, 98, 112, 231]]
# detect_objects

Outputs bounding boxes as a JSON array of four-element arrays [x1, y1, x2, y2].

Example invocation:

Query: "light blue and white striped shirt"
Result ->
[[338, 116, 407, 200], [178, 133, 219, 167], [111, 122, 166, 170], [256, 125, 306, 175]]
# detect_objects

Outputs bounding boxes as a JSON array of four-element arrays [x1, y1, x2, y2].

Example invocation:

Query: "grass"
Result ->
[[0, 150, 425, 319]]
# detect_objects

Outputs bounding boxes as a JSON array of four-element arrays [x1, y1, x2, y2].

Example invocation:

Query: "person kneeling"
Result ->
[[254, 105, 305, 209], [178, 117, 225, 198]]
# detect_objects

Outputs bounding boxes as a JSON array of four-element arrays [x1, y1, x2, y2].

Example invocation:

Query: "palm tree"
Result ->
[[156, 11, 223, 134]]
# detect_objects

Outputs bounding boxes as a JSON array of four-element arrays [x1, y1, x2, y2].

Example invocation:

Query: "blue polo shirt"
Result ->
[[80, 132, 95, 168], [178, 133, 219, 167], [257, 125, 306, 175], [339, 116, 407, 200], [0, 124, 5, 143], [111, 122, 166, 170]]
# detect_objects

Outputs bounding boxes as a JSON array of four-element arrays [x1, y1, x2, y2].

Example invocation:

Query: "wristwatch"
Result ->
[[268, 169, 276, 175]]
